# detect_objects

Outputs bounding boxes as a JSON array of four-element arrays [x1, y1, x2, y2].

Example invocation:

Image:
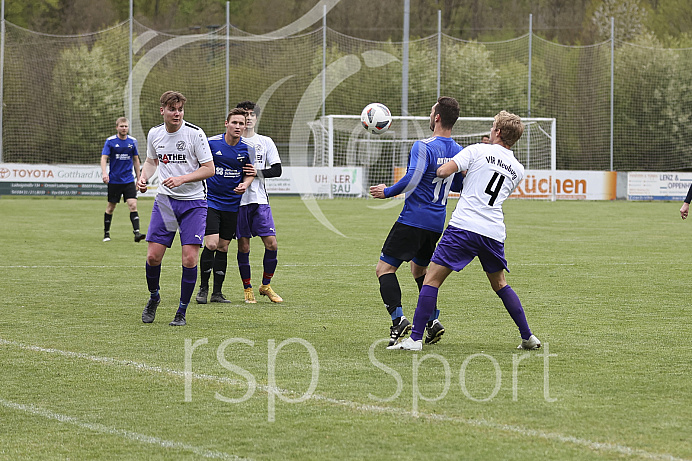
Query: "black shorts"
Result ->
[[205, 207, 239, 241], [381, 221, 442, 265], [107, 182, 137, 203]]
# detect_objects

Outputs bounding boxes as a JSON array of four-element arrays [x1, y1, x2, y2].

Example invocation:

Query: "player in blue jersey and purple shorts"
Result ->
[[370, 96, 463, 347], [388, 110, 542, 351], [100, 117, 145, 243], [137, 91, 215, 327], [195, 108, 255, 304]]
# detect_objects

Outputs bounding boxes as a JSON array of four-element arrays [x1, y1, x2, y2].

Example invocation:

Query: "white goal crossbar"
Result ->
[[309, 115, 557, 200]]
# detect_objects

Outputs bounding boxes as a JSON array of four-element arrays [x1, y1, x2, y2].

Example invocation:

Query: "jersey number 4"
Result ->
[[485, 172, 506, 206]]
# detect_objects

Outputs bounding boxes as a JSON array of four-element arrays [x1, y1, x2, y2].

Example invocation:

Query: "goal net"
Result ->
[[309, 115, 556, 198]]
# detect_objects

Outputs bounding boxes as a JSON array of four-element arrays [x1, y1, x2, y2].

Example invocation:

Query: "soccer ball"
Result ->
[[360, 103, 392, 135]]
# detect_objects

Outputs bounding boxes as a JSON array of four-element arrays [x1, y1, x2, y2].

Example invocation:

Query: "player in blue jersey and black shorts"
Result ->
[[195, 108, 255, 304], [100, 117, 145, 243], [370, 96, 463, 347]]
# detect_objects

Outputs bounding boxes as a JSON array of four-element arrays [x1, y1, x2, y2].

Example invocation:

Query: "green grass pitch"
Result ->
[[0, 196, 690, 460]]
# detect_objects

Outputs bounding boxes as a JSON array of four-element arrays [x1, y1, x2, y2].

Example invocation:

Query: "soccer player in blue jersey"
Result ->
[[137, 91, 215, 327], [389, 110, 541, 351], [370, 96, 463, 347], [196, 108, 255, 304], [100, 117, 145, 242]]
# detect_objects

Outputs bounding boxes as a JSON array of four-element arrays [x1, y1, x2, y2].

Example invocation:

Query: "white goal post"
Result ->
[[308, 115, 557, 200]]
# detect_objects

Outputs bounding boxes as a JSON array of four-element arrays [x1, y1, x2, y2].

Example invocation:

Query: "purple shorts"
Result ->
[[147, 195, 207, 247], [236, 203, 276, 238], [431, 226, 509, 274]]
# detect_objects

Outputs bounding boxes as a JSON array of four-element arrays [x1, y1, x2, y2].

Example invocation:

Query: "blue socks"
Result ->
[[390, 306, 404, 321]]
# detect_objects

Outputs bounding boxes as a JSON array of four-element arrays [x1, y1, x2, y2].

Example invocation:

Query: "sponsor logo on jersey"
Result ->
[[214, 150, 223, 156], [176, 141, 186, 151], [159, 153, 187, 164]]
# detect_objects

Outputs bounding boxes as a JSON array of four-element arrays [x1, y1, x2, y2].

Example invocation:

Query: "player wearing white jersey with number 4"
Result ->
[[389, 110, 541, 351]]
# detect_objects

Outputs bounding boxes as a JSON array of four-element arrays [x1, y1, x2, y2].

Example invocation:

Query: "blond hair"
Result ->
[[494, 110, 524, 147]]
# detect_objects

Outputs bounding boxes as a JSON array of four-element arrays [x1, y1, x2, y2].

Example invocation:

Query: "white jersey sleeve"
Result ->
[[241, 133, 281, 205], [447, 143, 525, 242]]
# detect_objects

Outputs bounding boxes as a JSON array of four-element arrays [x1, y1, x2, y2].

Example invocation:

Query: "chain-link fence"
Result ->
[[2, 20, 691, 171]]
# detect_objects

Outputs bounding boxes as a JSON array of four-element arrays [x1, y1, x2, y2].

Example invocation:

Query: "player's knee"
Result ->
[[264, 238, 277, 251], [146, 253, 163, 266], [489, 278, 507, 292], [182, 253, 198, 268], [237, 238, 250, 253]]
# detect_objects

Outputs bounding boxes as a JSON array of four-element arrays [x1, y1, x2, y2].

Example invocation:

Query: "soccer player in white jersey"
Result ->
[[234, 101, 283, 304], [389, 110, 541, 351], [371, 96, 463, 347], [137, 91, 215, 327]]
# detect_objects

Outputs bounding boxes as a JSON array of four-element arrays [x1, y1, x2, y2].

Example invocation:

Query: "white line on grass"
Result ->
[[0, 398, 250, 460], [1, 337, 687, 461]]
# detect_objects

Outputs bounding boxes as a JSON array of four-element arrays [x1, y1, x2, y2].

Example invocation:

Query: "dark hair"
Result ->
[[236, 100, 260, 117], [226, 107, 247, 122], [160, 91, 186, 108], [435, 96, 459, 129]]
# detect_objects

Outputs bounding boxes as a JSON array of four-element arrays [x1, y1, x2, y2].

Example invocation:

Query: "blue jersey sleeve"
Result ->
[[101, 139, 111, 157], [384, 141, 428, 198]]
